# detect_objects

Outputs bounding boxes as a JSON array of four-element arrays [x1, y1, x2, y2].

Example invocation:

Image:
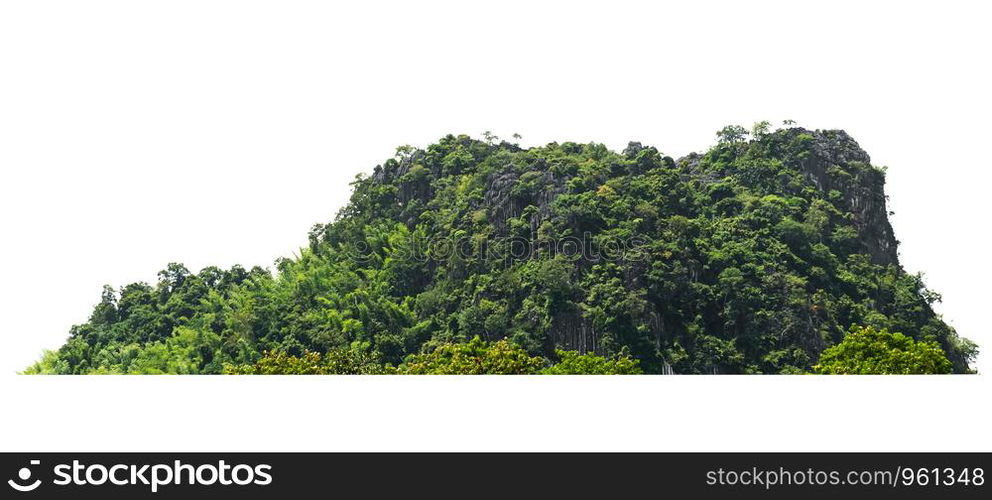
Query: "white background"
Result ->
[[0, 0, 989, 452]]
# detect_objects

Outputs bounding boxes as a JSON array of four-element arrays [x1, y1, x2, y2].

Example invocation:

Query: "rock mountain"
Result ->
[[31, 127, 976, 374]]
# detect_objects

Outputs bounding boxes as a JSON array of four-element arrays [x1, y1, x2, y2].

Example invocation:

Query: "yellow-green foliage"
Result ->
[[401, 337, 544, 375], [541, 349, 642, 374], [226, 338, 643, 375], [814, 326, 952, 374], [226, 345, 392, 375]]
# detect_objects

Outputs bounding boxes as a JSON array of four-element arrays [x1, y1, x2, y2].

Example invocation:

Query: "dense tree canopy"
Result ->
[[26, 125, 977, 374]]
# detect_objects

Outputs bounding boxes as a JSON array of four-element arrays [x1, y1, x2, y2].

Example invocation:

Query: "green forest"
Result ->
[[26, 124, 977, 374]]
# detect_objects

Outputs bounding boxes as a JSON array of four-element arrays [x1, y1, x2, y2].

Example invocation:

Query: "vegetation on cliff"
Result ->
[[26, 124, 976, 374]]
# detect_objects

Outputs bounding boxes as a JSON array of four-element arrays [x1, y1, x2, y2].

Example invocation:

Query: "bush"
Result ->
[[541, 349, 642, 374], [225, 345, 391, 374], [813, 326, 952, 374], [400, 337, 544, 375]]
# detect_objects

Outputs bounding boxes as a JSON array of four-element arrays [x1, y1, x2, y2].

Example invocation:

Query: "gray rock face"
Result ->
[[482, 169, 523, 234], [810, 129, 872, 165], [483, 160, 568, 236], [791, 129, 899, 266]]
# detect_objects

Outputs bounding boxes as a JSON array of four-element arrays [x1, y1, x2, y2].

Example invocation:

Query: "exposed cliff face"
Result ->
[[788, 129, 899, 266]]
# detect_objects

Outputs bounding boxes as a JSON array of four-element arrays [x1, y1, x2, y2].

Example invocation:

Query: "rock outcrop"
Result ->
[[791, 129, 899, 266]]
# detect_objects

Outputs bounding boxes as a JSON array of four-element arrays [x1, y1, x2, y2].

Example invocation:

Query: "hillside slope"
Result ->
[[29, 127, 977, 374]]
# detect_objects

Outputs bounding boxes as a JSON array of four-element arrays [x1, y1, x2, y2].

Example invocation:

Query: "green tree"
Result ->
[[226, 344, 391, 374], [814, 326, 953, 374], [400, 337, 545, 374], [541, 349, 642, 374], [716, 125, 749, 144], [751, 120, 772, 138], [22, 350, 60, 374]]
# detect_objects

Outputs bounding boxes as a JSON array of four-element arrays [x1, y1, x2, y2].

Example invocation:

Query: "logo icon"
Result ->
[[8, 460, 42, 492]]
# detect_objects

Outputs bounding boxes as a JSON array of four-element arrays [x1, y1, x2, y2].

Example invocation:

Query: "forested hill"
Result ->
[[28, 126, 977, 374]]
